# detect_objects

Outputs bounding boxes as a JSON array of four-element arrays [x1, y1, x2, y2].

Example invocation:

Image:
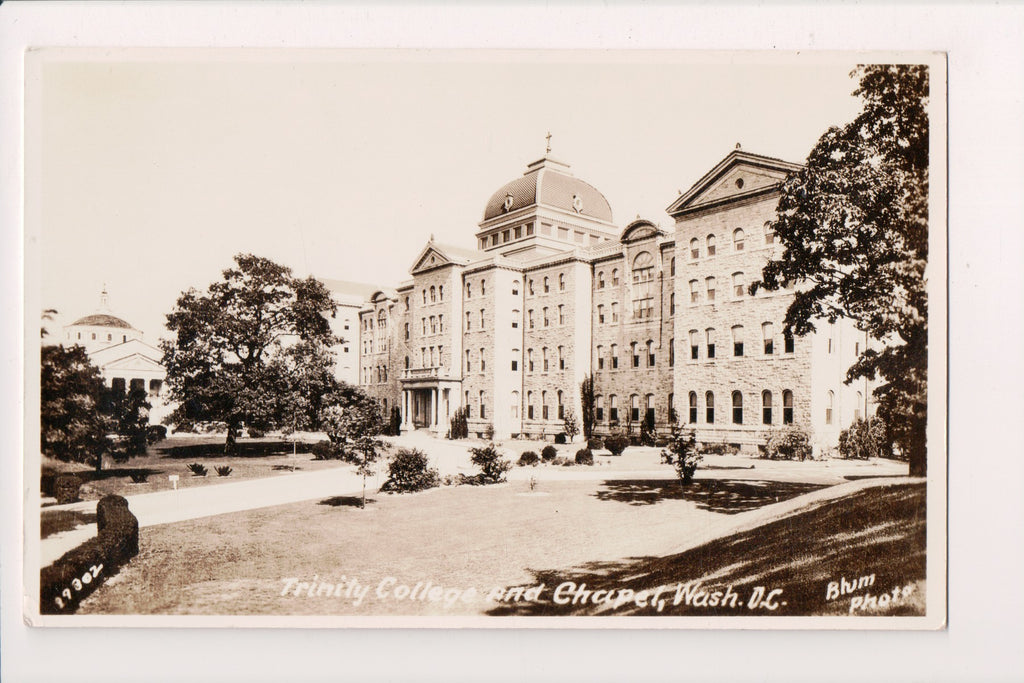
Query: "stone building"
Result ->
[[357, 147, 875, 453]]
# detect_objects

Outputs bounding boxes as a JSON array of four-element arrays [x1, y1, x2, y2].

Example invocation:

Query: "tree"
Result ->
[[579, 375, 595, 440], [41, 344, 113, 471], [562, 407, 579, 443], [319, 387, 387, 508], [160, 254, 339, 453], [103, 385, 151, 461], [752, 65, 929, 476], [661, 424, 701, 487]]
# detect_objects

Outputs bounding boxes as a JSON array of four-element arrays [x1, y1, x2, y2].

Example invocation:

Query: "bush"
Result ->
[[40, 495, 139, 614], [389, 406, 403, 436], [604, 435, 629, 456], [551, 456, 572, 467], [128, 470, 149, 484], [554, 433, 567, 444], [484, 423, 495, 440], [587, 437, 604, 451], [541, 445, 558, 462], [469, 443, 512, 483], [518, 451, 540, 466], [146, 424, 168, 445], [53, 474, 83, 504], [310, 440, 346, 460], [380, 448, 440, 493], [187, 463, 208, 476], [662, 425, 702, 485], [839, 417, 889, 460], [574, 448, 594, 465], [763, 426, 813, 461], [246, 426, 265, 438], [215, 466, 233, 477], [447, 406, 469, 439], [699, 441, 741, 456]]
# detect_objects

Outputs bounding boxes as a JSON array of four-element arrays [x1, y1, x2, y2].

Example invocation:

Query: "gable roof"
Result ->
[[666, 149, 803, 217], [410, 240, 487, 274]]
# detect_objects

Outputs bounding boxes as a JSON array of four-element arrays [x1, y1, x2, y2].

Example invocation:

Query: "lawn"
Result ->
[[75, 475, 922, 618]]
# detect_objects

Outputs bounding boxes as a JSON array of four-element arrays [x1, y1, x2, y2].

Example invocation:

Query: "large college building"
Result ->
[[356, 147, 874, 453]]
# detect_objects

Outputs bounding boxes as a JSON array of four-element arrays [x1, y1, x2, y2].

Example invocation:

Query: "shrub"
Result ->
[[662, 425, 702, 485], [518, 451, 540, 466], [310, 440, 346, 460], [554, 433, 567, 444], [574, 448, 594, 465], [640, 411, 657, 446], [587, 437, 604, 451], [700, 441, 740, 456], [541, 445, 558, 462], [172, 420, 196, 434], [551, 456, 572, 467], [604, 435, 629, 456], [389, 406, 403, 436], [763, 426, 813, 461], [469, 443, 512, 483], [381, 448, 440, 493], [187, 463, 208, 476], [54, 474, 82, 504], [246, 426, 265, 438], [215, 466, 233, 477], [146, 424, 168, 445], [40, 495, 139, 614], [447, 406, 469, 439], [128, 470, 149, 484], [484, 423, 495, 440], [839, 417, 889, 460]]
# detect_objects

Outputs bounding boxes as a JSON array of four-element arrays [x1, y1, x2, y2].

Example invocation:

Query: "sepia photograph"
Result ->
[[23, 47, 946, 627]]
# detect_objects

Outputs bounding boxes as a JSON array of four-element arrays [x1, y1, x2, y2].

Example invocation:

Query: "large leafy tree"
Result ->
[[41, 344, 113, 471], [753, 64, 930, 476], [161, 254, 339, 452]]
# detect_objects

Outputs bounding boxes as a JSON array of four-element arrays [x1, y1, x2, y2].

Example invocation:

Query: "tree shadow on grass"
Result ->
[[594, 479, 826, 514], [319, 496, 375, 508], [156, 440, 298, 460], [40, 509, 97, 539], [74, 467, 165, 484], [488, 482, 926, 617]]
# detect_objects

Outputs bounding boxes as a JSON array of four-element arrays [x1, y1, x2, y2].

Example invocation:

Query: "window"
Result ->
[[404, 356, 410, 369], [630, 394, 640, 422], [611, 302, 619, 322], [647, 340, 655, 367], [481, 279, 486, 295], [430, 286, 436, 303], [558, 346, 565, 370], [762, 391, 773, 425], [732, 325, 744, 357], [430, 347, 436, 366], [422, 318, 427, 335], [669, 338, 675, 366], [706, 277, 716, 302], [688, 392, 698, 424], [597, 345, 604, 370], [733, 228, 745, 251], [763, 322, 774, 354], [511, 391, 519, 419], [107, 333, 112, 341], [645, 394, 656, 424], [439, 285, 444, 301], [480, 309, 485, 329], [732, 391, 743, 424], [596, 396, 604, 422], [855, 391, 863, 422], [690, 329, 700, 359], [670, 292, 676, 315], [631, 342, 640, 368], [543, 276, 550, 293], [404, 323, 410, 340], [512, 310, 519, 328], [439, 315, 444, 332], [632, 251, 655, 319], [707, 234, 717, 256], [559, 273, 565, 291], [466, 350, 471, 372], [828, 322, 835, 354], [855, 341, 860, 356], [764, 221, 775, 245], [611, 344, 619, 369], [690, 279, 700, 304], [783, 390, 794, 424], [690, 238, 700, 259], [511, 347, 519, 371], [528, 391, 534, 419], [465, 312, 471, 331], [558, 305, 565, 325], [423, 289, 427, 304], [528, 279, 535, 295], [543, 347, 549, 372], [732, 272, 745, 298], [528, 349, 534, 372], [512, 281, 520, 296], [597, 271, 605, 289], [480, 348, 486, 372], [480, 391, 486, 419], [430, 316, 437, 334], [671, 257, 677, 275], [557, 391, 564, 419], [542, 391, 549, 419], [543, 307, 550, 327], [609, 395, 618, 422], [515, 226, 522, 239], [598, 304, 605, 324], [826, 391, 834, 425], [466, 282, 472, 298], [528, 309, 534, 329], [612, 269, 620, 286], [784, 330, 795, 354], [405, 296, 410, 311], [706, 328, 716, 359]]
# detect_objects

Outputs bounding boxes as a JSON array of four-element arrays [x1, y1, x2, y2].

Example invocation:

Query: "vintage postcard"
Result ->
[[23, 48, 947, 628]]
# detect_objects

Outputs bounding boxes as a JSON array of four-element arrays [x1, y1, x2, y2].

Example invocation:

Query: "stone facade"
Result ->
[[355, 149, 878, 451]]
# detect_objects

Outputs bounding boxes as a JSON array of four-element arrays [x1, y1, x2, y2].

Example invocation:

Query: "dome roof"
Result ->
[[70, 313, 134, 329], [483, 156, 613, 223]]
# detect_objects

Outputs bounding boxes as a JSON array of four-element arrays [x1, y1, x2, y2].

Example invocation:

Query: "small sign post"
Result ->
[[169, 474, 179, 490]]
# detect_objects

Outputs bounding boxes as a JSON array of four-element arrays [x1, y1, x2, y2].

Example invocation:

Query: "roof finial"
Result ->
[[735, 142, 742, 150], [429, 233, 435, 242], [545, 131, 552, 155], [100, 283, 109, 310]]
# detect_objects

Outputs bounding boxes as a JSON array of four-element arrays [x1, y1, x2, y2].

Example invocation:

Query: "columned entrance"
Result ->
[[400, 379, 459, 435]]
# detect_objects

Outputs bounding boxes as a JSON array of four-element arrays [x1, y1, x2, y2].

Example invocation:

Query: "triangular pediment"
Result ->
[[411, 245, 452, 274], [667, 150, 803, 217], [409, 241, 483, 275], [100, 353, 166, 374]]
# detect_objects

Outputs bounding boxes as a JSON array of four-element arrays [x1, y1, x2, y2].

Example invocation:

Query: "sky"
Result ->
[[33, 50, 867, 345]]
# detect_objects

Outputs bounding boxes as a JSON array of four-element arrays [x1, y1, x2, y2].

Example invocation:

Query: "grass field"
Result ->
[[77, 472, 923, 618]]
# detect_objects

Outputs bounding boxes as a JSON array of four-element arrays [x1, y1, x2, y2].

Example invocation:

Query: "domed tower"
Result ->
[[476, 148, 618, 260], [62, 286, 143, 353]]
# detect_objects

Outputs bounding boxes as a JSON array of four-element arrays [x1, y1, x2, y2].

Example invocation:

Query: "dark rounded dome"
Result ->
[[71, 313, 134, 329], [483, 157, 613, 223]]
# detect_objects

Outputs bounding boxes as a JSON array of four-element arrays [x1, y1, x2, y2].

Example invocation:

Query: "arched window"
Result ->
[[669, 338, 675, 367], [706, 328, 716, 358], [706, 234, 717, 256], [732, 325, 744, 357], [732, 272, 745, 298], [597, 304, 605, 324], [558, 305, 565, 325], [465, 350, 471, 371], [646, 340, 655, 366], [784, 330, 795, 353], [670, 292, 676, 315], [689, 279, 700, 304], [826, 391, 834, 425], [559, 273, 565, 291], [732, 391, 743, 424], [479, 348, 486, 372], [855, 391, 863, 422], [764, 221, 775, 245], [763, 322, 774, 354], [512, 280, 519, 296], [690, 238, 700, 259], [631, 342, 640, 368], [558, 345, 566, 370], [430, 286, 436, 303], [609, 395, 619, 422], [706, 276, 716, 302], [611, 344, 619, 369], [597, 344, 604, 370], [671, 256, 677, 275], [512, 310, 520, 328], [527, 348, 534, 372], [630, 394, 640, 422], [557, 390, 564, 419], [511, 349, 519, 372], [611, 302, 619, 322], [511, 391, 520, 419], [480, 279, 486, 296], [378, 310, 387, 327], [733, 228, 745, 251], [612, 268, 620, 286], [527, 391, 534, 419], [762, 391, 773, 425], [596, 395, 605, 421], [688, 391, 698, 423], [466, 282, 471, 298], [597, 271, 605, 289], [542, 390, 549, 419], [632, 251, 655, 319], [423, 289, 427, 304], [430, 316, 437, 334], [438, 285, 444, 301], [480, 390, 486, 419], [542, 347, 549, 371], [645, 393, 655, 424], [689, 330, 700, 359], [543, 307, 549, 327], [783, 390, 794, 424], [706, 392, 715, 423], [543, 276, 550, 293]]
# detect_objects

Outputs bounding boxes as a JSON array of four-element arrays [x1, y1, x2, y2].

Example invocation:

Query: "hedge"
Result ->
[[40, 495, 139, 615]]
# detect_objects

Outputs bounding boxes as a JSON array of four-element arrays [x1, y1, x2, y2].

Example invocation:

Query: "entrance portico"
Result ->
[[400, 372, 461, 435]]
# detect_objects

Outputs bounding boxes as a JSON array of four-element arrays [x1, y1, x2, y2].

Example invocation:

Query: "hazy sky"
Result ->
[[33, 50, 867, 344]]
